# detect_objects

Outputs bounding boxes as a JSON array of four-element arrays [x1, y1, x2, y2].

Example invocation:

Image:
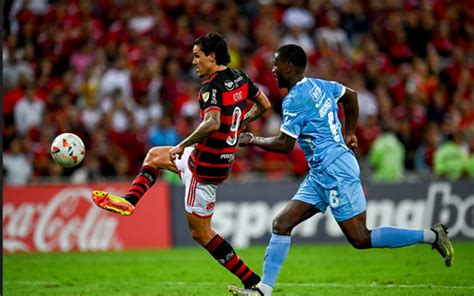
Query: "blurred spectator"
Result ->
[[133, 94, 163, 130], [13, 84, 45, 135], [368, 131, 405, 182], [161, 58, 186, 113], [393, 95, 428, 169], [405, 10, 435, 59], [339, 0, 369, 44], [414, 123, 441, 177], [427, 88, 448, 123], [3, 138, 33, 185], [3, 49, 34, 91], [314, 10, 351, 57], [463, 126, 474, 179], [281, 0, 315, 55], [147, 58, 164, 103], [31, 130, 55, 177], [466, 155, 474, 179], [71, 155, 101, 184], [128, 2, 156, 35], [80, 95, 103, 132], [348, 74, 378, 125], [434, 133, 468, 180], [148, 114, 180, 147], [110, 97, 132, 133], [99, 56, 133, 102], [101, 87, 127, 113], [70, 42, 96, 81], [356, 114, 381, 157]]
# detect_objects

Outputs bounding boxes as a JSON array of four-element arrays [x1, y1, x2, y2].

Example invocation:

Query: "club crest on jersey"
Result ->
[[224, 80, 234, 90], [202, 92, 210, 102]]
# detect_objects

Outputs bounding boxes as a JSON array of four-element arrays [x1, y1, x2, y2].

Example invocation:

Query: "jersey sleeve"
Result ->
[[280, 94, 307, 139], [199, 83, 222, 112], [326, 80, 347, 101]]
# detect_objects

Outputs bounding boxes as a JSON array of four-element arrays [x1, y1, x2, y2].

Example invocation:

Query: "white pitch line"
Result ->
[[161, 281, 474, 290], [4, 281, 59, 285], [6, 281, 474, 290]]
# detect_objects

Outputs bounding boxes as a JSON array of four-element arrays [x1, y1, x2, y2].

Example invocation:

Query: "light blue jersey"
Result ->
[[280, 77, 349, 170], [281, 77, 366, 222]]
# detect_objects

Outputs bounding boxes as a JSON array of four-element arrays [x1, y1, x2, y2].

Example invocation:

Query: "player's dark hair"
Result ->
[[194, 32, 231, 66], [277, 44, 307, 72]]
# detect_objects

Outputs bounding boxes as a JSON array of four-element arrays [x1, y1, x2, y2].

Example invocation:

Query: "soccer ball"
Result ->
[[50, 133, 85, 168]]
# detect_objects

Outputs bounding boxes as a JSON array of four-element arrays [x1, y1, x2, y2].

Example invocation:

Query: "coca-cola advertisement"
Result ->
[[3, 182, 171, 253]]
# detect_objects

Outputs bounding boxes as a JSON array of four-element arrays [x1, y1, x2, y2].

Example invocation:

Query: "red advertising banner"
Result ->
[[3, 182, 171, 253]]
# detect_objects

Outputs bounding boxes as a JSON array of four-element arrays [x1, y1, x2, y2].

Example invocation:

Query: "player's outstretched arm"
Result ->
[[242, 91, 272, 128], [239, 131, 296, 154], [170, 109, 220, 160]]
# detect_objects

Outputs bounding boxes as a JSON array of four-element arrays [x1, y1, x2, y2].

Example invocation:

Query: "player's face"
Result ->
[[192, 45, 214, 78], [272, 54, 288, 88]]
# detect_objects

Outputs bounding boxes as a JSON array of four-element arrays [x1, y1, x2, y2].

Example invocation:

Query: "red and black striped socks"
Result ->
[[124, 165, 159, 206], [205, 234, 260, 288]]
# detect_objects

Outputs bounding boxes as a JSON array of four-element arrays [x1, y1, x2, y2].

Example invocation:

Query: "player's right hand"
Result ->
[[344, 134, 358, 151], [238, 132, 254, 147], [169, 145, 185, 160]]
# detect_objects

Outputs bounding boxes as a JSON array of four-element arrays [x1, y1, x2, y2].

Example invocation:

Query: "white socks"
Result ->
[[259, 283, 273, 296], [424, 229, 437, 244]]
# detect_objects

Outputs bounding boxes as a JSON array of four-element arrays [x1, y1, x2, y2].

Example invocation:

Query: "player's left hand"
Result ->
[[238, 132, 254, 147], [169, 145, 185, 160], [344, 134, 358, 151]]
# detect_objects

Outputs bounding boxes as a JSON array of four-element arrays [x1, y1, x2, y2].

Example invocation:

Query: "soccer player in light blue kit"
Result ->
[[229, 44, 454, 296]]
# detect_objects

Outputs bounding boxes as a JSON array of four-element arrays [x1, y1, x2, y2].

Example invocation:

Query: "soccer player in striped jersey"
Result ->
[[91, 32, 271, 290], [229, 44, 454, 296]]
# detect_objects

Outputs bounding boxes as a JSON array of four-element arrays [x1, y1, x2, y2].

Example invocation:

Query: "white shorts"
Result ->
[[175, 147, 218, 217]]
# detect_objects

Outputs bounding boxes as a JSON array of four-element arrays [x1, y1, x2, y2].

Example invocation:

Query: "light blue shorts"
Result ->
[[292, 151, 367, 222]]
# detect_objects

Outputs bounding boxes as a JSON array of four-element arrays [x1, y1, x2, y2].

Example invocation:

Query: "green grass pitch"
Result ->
[[4, 242, 474, 295]]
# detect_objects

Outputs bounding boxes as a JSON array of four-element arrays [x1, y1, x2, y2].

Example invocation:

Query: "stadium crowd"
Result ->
[[3, 0, 474, 185]]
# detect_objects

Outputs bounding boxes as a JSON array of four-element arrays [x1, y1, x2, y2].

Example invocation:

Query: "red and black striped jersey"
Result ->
[[189, 68, 261, 184]]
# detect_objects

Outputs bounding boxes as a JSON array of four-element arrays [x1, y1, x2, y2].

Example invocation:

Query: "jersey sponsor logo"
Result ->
[[233, 91, 243, 102], [283, 110, 297, 117], [319, 98, 332, 118], [223, 84, 248, 106], [220, 153, 235, 162], [233, 76, 243, 84], [211, 89, 217, 105], [202, 92, 210, 102], [224, 80, 234, 90], [310, 84, 324, 107]]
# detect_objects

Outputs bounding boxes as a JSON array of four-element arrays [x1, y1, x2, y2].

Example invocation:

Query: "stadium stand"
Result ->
[[3, 0, 474, 185]]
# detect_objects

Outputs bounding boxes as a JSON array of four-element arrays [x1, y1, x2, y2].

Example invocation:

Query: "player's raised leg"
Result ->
[[338, 212, 454, 267], [91, 146, 178, 216]]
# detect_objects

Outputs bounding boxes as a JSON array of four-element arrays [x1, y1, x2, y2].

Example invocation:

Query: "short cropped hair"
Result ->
[[276, 44, 307, 72], [194, 32, 231, 66]]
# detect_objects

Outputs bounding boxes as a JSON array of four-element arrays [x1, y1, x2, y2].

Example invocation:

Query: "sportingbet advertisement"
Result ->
[[3, 180, 473, 252], [3, 182, 171, 253], [170, 181, 474, 248]]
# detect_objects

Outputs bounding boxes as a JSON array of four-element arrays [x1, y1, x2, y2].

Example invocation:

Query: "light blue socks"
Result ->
[[371, 226, 434, 248], [261, 234, 291, 288]]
